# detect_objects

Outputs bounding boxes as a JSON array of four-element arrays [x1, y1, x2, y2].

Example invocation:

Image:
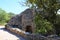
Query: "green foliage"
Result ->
[[26, 0, 60, 23], [54, 14, 60, 35], [8, 12, 15, 18], [26, 0, 60, 34], [56, 14, 60, 24], [35, 13, 54, 34], [0, 8, 15, 25]]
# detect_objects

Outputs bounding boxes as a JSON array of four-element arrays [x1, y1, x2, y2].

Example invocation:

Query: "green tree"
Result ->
[[0, 8, 15, 25], [35, 13, 55, 35], [0, 8, 8, 25], [8, 12, 15, 18], [54, 14, 60, 35], [26, 0, 60, 23], [26, 0, 60, 34]]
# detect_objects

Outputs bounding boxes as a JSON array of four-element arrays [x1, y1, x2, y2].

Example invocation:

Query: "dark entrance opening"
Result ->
[[26, 25, 32, 33]]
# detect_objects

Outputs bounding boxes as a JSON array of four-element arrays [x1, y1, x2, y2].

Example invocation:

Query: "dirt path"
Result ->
[[0, 26, 25, 40]]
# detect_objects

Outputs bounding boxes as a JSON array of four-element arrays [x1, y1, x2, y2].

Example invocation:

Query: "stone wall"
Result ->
[[5, 8, 60, 40], [26, 34, 60, 40], [5, 25, 60, 40], [6, 8, 35, 33]]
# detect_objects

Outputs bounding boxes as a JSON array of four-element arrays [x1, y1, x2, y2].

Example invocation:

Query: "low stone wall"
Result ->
[[5, 25, 60, 40], [5, 25, 26, 37], [26, 34, 60, 40]]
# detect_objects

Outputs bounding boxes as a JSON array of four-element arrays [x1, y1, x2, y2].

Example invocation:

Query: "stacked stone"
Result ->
[[5, 8, 60, 40], [7, 13, 22, 29], [6, 8, 34, 30], [6, 25, 60, 40], [26, 34, 60, 40]]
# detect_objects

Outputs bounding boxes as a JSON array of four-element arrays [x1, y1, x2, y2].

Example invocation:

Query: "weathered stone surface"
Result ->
[[5, 8, 60, 40], [6, 25, 60, 40], [6, 8, 35, 33], [26, 34, 60, 40]]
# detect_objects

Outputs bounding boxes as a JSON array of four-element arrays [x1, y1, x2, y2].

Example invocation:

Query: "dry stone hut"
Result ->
[[6, 9, 36, 33]]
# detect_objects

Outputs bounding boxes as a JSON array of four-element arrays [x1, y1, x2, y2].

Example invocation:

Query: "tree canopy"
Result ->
[[26, 0, 60, 35], [26, 0, 60, 22], [0, 8, 15, 25]]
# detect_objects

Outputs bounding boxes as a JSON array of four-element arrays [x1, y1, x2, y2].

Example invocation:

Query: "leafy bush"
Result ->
[[0, 8, 15, 25], [34, 13, 55, 35]]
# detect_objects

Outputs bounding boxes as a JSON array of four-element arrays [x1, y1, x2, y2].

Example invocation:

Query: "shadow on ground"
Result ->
[[0, 28, 26, 40]]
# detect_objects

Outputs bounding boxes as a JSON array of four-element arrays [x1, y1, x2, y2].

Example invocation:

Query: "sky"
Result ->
[[0, 0, 60, 14], [0, 0, 29, 14], [57, 9, 60, 14]]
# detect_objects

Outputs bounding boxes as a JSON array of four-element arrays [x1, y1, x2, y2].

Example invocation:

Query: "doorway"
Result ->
[[25, 25, 32, 33]]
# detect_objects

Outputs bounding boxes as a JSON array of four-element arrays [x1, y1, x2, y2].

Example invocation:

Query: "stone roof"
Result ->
[[7, 8, 34, 29]]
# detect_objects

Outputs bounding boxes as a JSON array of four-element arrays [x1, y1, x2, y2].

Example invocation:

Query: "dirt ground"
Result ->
[[0, 26, 25, 40]]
